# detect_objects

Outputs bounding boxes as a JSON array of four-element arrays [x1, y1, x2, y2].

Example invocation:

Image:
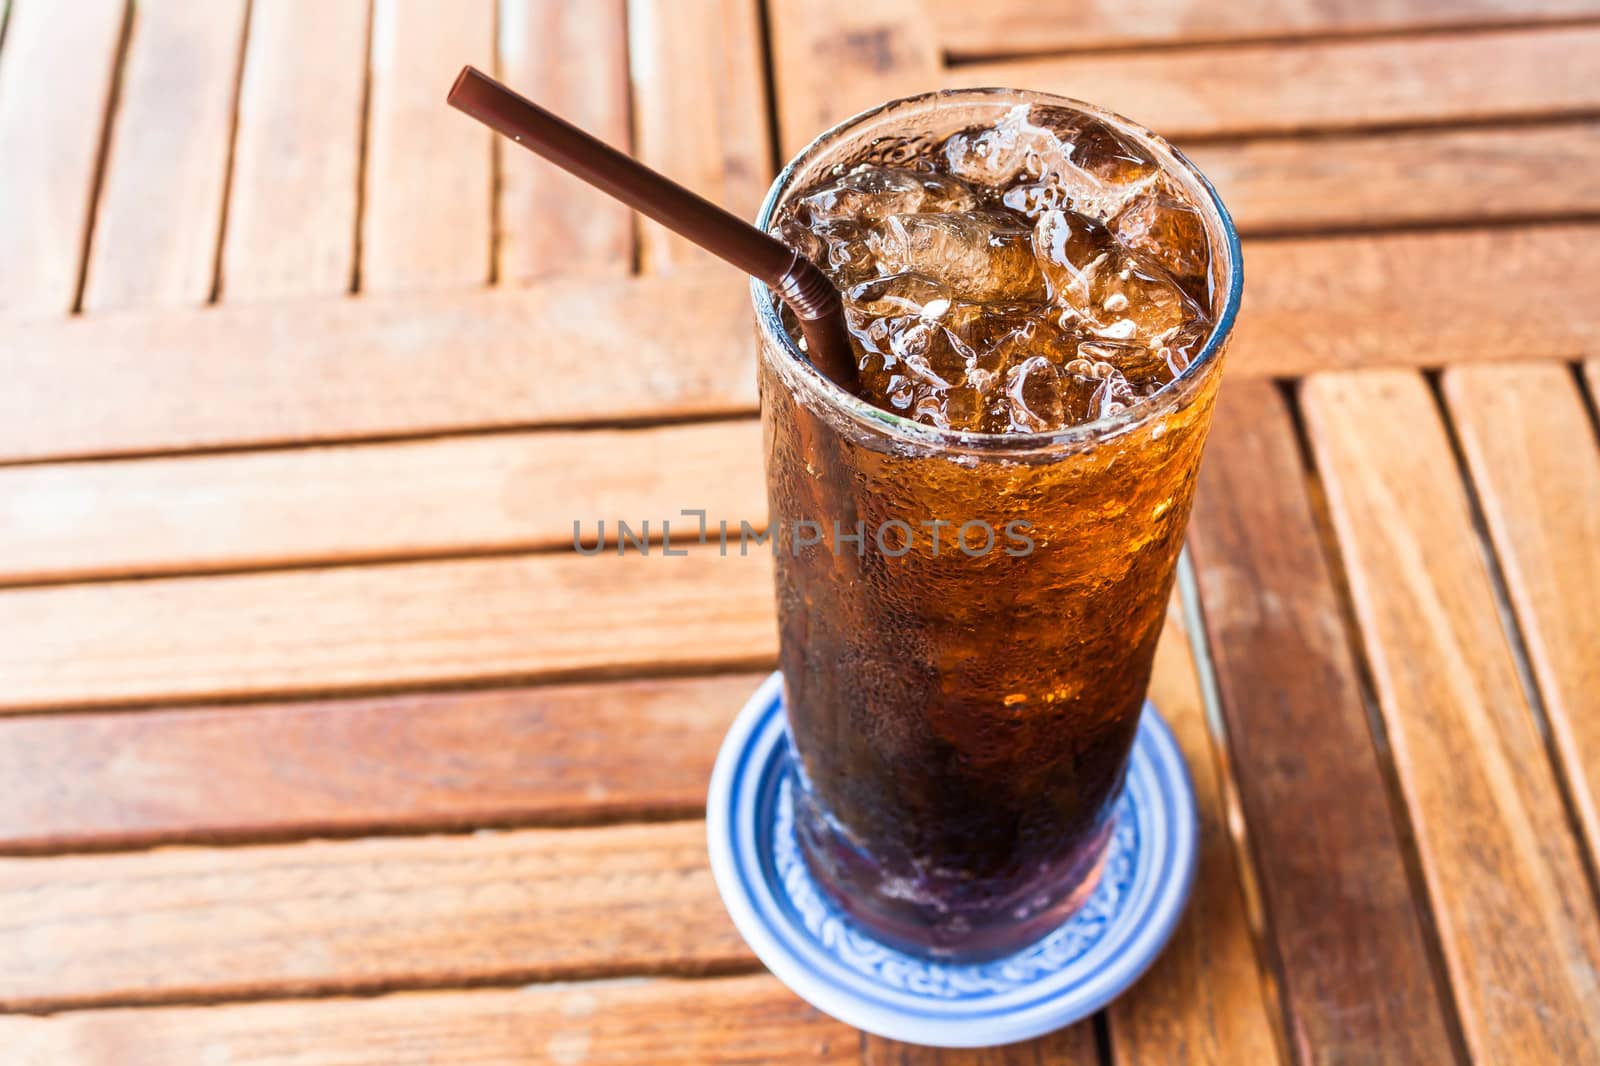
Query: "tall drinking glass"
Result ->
[[753, 88, 1241, 960]]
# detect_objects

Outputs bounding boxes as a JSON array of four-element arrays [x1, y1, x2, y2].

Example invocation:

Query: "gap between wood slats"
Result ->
[[0, 408, 761, 472], [0, 958, 770, 1019], [1424, 371, 1600, 917], [205, 0, 251, 305], [71, 0, 133, 317], [941, 12, 1600, 63], [1579, 362, 1600, 433], [350, 0, 376, 295], [1276, 378, 1473, 1064], [754, 0, 786, 180]]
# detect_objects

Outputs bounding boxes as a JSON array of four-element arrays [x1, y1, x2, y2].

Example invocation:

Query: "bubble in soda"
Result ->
[[775, 104, 1214, 434]]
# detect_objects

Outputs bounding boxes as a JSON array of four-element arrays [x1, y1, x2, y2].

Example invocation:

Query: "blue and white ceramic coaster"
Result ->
[[706, 671, 1199, 1048]]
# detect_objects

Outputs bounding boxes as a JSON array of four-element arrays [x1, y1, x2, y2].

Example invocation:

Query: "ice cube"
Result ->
[[1059, 355, 1137, 423], [1111, 187, 1209, 294], [852, 313, 991, 430], [1024, 107, 1159, 220], [873, 212, 1046, 303], [1151, 322, 1210, 379], [942, 106, 1060, 187], [1005, 355, 1066, 432], [845, 273, 953, 319], [799, 165, 976, 224], [1001, 181, 1069, 221], [939, 385, 987, 430], [1077, 338, 1172, 392], [808, 219, 879, 286], [778, 216, 826, 268], [1033, 209, 1195, 344]]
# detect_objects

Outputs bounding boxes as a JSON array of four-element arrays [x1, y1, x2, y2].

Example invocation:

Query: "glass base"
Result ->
[[796, 795, 1117, 962]]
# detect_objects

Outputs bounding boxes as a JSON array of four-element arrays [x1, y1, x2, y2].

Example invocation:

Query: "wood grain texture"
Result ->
[[863, 1025, 1097, 1065], [952, 26, 1600, 140], [1302, 369, 1600, 1063], [0, 420, 765, 582], [0, 673, 764, 851], [1107, 594, 1281, 1065], [1187, 379, 1455, 1063], [363, 0, 495, 291], [81, 0, 248, 310], [768, 0, 942, 157], [0, 0, 126, 317], [0, 974, 856, 1065], [630, 0, 772, 270], [0, 270, 757, 463], [0, 547, 776, 712], [497, 0, 633, 283], [1232, 224, 1600, 378], [1442, 363, 1600, 864], [0, 820, 750, 1010], [221, 0, 367, 301], [1191, 122, 1600, 234], [927, 0, 1600, 55]]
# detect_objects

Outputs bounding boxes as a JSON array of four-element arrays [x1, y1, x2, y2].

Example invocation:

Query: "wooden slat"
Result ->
[[1191, 122, 1600, 234], [4, 226, 1596, 464], [0, 420, 765, 583], [1441, 363, 1600, 861], [0, 0, 125, 317], [220, 0, 367, 301], [768, 0, 942, 157], [497, 0, 633, 283], [0, 820, 749, 1010], [0, 974, 856, 1066], [1233, 224, 1600, 378], [81, 0, 248, 311], [1107, 594, 1281, 1065], [1302, 369, 1600, 1062], [927, 0, 1600, 56], [363, 0, 495, 292], [0, 271, 757, 463], [0, 673, 764, 851], [952, 26, 1600, 140], [629, 0, 772, 270], [1187, 379, 1455, 1063], [5, 226, 1596, 464], [0, 547, 776, 712]]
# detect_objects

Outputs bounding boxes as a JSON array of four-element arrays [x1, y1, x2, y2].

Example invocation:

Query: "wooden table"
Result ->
[[1, 0, 1597, 1061]]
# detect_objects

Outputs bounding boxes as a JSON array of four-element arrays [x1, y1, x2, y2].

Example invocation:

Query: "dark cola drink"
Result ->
[[755, 90, 1239, 960]]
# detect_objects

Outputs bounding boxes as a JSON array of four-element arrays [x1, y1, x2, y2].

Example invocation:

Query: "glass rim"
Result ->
[[751, 86, 1244, 453]]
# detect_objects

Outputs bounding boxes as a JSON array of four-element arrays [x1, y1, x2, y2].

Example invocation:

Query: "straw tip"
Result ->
[[447, 65, 488, 107]]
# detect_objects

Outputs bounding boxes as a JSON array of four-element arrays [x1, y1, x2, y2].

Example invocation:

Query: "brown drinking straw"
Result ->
[[447, 66, 858, 392]]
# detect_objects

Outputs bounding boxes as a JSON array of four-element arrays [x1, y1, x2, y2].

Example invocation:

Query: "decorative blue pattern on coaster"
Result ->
[[707, 672, 1199, 1048]]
